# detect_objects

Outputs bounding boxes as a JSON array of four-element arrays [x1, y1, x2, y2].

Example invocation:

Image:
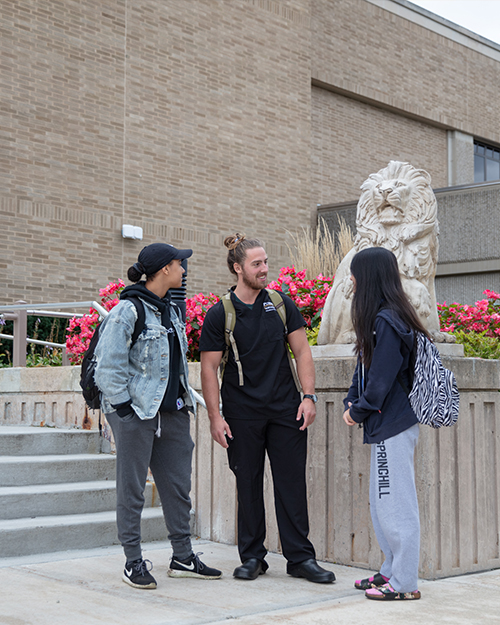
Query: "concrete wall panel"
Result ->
[[1, 356, 499, 579]]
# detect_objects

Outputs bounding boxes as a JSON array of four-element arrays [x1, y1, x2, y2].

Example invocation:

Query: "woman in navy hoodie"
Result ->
[[343, 247, 429, 601]]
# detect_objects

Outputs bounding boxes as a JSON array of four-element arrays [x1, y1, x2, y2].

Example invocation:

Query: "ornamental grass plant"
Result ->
[[286, 216, 354, 279]]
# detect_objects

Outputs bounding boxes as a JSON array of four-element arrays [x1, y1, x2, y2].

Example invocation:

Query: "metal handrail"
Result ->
[[0, 333, 67, 350], [0, 301, 101, 312], [0, 300, 109, 367], [0, 301, 108, 317], [26, 310, 86, 319], [27, 338, 67, 349]]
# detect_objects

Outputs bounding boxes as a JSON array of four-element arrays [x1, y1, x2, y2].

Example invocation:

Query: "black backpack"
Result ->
[[80, 298, 146, 410]]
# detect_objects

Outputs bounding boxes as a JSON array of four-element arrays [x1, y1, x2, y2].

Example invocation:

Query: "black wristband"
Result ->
[[303, 393, 318, 403]]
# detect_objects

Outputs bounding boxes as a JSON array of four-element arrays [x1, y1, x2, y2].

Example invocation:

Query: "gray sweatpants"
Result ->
[[106, 409, 194, 563], [370, 423, 420, 593]]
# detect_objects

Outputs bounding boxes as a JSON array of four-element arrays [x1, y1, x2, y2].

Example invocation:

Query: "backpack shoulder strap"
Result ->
[[396, 330, 418, 396], [266, 288, 287, 331], [170, 300, 181, 319], [266, 288, 302, 394], [221, 292, 236, 347], [220, 292, 244, 386], [128, 297, 146, 345]]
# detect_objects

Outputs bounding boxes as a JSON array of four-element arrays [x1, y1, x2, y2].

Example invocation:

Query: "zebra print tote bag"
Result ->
[[399, 332, 460, 429]]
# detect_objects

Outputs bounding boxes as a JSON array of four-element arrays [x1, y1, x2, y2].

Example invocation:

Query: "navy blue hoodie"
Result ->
[[343, 308, 418, 444]]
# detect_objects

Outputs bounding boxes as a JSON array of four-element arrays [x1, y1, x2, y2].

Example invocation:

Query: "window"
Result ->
[[474, 141, 500, 182]]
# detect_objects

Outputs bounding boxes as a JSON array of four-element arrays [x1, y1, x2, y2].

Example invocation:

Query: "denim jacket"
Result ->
[[94, 298, 195, 420]]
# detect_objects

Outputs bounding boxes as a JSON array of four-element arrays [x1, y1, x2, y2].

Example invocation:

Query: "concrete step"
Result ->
[[0, 508, 166, 558], [0, 454, 116, 486], [0, 426, 101, 456], [0, 427, 101, 456], [0, 426, 168, 557], [0, 480, 160, 519]]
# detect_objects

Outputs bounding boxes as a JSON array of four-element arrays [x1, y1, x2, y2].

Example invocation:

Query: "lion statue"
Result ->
[[317, 161, 454, 345]]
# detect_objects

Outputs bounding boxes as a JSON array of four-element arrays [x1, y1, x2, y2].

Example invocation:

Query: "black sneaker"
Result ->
[[167, 552, 222, 579], [123, 558, 157, 589]]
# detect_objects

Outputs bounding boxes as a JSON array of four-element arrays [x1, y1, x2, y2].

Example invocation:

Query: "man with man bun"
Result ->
[[199, 234, 335, 584]]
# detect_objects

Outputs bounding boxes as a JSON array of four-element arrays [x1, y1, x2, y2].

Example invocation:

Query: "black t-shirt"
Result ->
[[199, 289, 306, 419]]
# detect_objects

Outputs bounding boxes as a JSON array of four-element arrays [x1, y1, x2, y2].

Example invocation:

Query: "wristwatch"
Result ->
[[303, 393, 318, 403]]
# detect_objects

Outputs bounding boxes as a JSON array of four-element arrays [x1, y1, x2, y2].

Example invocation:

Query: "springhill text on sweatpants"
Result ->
[[376, 441, 390, 498]]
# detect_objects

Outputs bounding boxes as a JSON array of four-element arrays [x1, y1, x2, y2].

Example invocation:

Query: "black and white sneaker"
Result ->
[[167, 552, 222, 579], [123, 558, 157, 589]]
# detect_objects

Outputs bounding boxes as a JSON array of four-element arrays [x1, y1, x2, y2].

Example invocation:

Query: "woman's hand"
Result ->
[[343, 402, 356, 426]]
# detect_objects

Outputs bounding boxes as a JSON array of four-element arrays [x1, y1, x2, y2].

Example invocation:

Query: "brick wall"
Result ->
[[434, 184, 500, 303], [0, 0, 312, 303], [1, 1, 127, 303], [311, 86, 448, 204], [1, 0, 499, 307], [312, 0, 500, 144]]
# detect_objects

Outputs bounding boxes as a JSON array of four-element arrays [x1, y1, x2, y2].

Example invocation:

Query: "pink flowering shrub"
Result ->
[[438, 290, 500, 337], [66, 280, 220, 364], [66, 270, 334, 363], [66, 280, 125, 364], [99, 280, 126, 312], [438, 290, 500, 358], [268, 266, 333, 330], [66, 277, 500, 365], [185, 292, 220, 361]]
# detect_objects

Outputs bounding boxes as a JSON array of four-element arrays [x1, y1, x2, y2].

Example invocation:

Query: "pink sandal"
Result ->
[[354, 572, 389, 590], [365, 582, 421, 601]]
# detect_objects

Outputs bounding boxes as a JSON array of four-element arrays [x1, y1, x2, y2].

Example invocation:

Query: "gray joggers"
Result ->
[[370, 423, 420, 593], [106, 409, 194, 562]]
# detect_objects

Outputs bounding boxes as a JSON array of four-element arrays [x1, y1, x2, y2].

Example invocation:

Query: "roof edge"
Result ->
[[364, 0, 500, 60]]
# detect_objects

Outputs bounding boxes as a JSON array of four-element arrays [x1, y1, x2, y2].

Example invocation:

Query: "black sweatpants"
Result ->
[[226, 413, 316, 566]]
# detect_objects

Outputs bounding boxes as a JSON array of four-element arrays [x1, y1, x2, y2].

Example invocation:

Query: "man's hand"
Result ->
[[209, 413, 233, 448], [343, 402, 356, 426], [201, 350, 233, 448], [288, 328, 317, 431], [296, 398, 316, 431]]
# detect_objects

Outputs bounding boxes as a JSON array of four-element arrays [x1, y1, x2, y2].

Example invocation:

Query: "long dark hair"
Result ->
[[350, 247, 429, 368]]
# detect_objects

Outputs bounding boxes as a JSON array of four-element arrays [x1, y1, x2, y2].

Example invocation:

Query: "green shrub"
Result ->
[[0, 316, 67, 368], [306, 325, 320, 346], [452, 330, 500, 359]]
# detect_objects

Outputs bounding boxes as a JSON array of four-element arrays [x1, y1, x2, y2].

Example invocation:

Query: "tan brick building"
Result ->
[[1, 0, 499, 304]]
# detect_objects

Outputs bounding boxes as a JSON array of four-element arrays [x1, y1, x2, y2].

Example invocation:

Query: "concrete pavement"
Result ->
[[1, 539, 499, 625]]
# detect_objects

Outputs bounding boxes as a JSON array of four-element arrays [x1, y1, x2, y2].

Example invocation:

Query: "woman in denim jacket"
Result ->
[[95, 242, 221, 589]]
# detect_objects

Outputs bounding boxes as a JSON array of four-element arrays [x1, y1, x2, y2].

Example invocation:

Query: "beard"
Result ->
[[241, 270, 267, 291]]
